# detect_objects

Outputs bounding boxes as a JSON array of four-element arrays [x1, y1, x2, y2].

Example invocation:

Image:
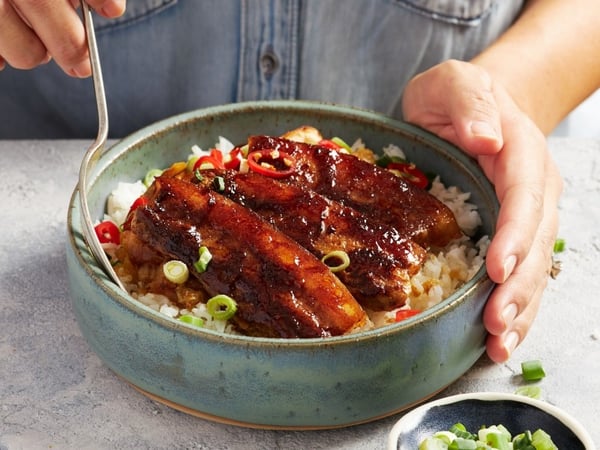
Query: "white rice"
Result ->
[[105, 140, 489, 333]]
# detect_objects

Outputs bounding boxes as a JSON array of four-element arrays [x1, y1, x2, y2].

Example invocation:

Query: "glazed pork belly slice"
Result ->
[[247, 135, 462, 248], [124, 175, 368, 338], [186, 169, 427, 311]]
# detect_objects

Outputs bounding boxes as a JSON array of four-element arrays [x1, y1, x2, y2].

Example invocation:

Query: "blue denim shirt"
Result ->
[[0, 0, 523, 138]]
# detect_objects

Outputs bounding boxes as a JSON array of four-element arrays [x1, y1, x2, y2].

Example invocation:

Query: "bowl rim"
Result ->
[[69, 100, 496, 349], [386, 391, 597, 450]]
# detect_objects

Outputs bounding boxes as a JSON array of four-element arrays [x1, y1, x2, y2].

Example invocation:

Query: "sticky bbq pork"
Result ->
[[111, 128, 470, 339], [175, 168, 427, 311], [122, 175, 369, 338], [246, 135, 462, 248]]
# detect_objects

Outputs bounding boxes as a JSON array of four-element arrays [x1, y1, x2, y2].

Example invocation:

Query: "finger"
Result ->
[[481, 94, 550, 284], [0, 0, 51, 69], [443, 63, 504, 156], [484, 159, 562, 362], [11, 0, 91, 77], [403, 60, 504, 155], [68, 0, 126, 17], [93, 0, 126, 18], [484, 249, 551, 363], [485, 283, 544, 363]]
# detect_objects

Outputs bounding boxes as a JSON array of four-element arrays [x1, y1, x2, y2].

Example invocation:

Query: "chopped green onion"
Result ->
[[553, 238, 565, 253], [449, 423, 475, 440], [239, 144, 250, 158], [418, 436, 448, 450], [194, 168, 204, 181], [432, 431, 456, 445], [194, 246, 212, 273], [143, 168, 163, 187], [512, 430, 533, 449], [421, 422, 556, 450], [213, 176, 225, 192], [483, 431, 511, 450], [331, 136, 353, 152], [521, 359, 546, 381], [449, 437, 477, 450], [162, 260, 189, 284], [321, 250, 350, 272], [206, 294, 237, 320], [531, 429, 558, 450], [515, 385, 542, 399], [179, 314, 204, 328], [187, 156, 199, 172]]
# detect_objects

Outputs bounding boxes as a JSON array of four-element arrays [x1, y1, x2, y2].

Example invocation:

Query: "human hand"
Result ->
[[402, 60, 563, 363], [0, 0, 125, 77]]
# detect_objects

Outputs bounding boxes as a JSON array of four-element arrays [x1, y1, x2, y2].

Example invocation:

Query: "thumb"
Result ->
[[462, 118, 503, 155], [450, 80, 504, 157]]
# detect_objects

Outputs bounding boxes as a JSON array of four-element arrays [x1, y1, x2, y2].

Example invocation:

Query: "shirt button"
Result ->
[[260, 50, 279, 77]]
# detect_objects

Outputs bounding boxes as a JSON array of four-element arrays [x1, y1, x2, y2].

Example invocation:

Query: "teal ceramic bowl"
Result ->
[[66, 101, 499, 429]]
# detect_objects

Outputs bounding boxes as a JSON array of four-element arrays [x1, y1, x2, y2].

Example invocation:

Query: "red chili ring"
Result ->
[[247, 149, 296, 178]]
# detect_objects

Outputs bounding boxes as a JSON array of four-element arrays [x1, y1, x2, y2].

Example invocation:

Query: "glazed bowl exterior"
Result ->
[[66, 101, 499, 429]]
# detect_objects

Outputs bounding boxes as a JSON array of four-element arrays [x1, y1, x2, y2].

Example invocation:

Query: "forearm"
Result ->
[[471, 0, 600, 135]]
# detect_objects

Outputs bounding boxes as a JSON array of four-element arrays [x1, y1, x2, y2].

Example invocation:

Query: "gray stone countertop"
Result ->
[[1, 138, 598, 449]]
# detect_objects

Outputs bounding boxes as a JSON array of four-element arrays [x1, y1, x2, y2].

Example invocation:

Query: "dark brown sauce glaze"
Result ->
[[124, 176, 368, 338], [186, 169, 427, 311], [247, 135, 462, 248]]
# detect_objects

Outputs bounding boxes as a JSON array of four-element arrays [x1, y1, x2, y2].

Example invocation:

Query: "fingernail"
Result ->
[[502, 303, 518, 328], [503, 331, 520, 356], [502, 255, 517, 282], [470, 120, 498, 140]]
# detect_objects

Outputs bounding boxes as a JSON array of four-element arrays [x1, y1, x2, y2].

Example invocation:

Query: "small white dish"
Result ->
[[387, 392, 595, 450]]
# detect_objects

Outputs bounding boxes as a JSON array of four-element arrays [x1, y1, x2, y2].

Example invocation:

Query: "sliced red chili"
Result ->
[[394, 309, 421, 322], [318, 139, 342, 150], [223, 148, 243, 170], [122, 196, 148, 230], [209, 148, 224, 163], [94, 220, 121, 245], [247, 149, 296, 178], [386, 162, 429, 189], [193, 155, 225, 171]]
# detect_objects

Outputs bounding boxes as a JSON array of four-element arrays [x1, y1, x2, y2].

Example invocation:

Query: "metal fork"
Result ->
[[78, 0, 126, 291]]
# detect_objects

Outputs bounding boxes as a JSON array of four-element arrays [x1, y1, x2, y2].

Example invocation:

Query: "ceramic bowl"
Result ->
[[387, 392, 596, 449], [66, 101, 499, 429]]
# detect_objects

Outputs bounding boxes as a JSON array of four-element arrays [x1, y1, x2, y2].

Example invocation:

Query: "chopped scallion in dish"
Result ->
[[419, 422, 558, 450]]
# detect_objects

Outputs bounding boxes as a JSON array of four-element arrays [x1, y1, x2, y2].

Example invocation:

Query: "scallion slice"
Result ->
[[163, 260, 189, 284], [194, 246, 212, 273], [331, 136, 353, 152], [531, 429, 558, 450], [553, 238, 565, 253], [321, 250, 350, 272], [187, 155, 199, 172], [206, 294, 238, 320], [515, 385, 542, 399], [521, 359, 546, 381], [179, 314, 204, 328], [144, 168, 163, 187], [213, 176, 225, 192]]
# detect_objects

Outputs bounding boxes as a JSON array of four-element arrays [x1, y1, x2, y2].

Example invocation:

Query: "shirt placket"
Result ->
[[237, 0, 300, 101]]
